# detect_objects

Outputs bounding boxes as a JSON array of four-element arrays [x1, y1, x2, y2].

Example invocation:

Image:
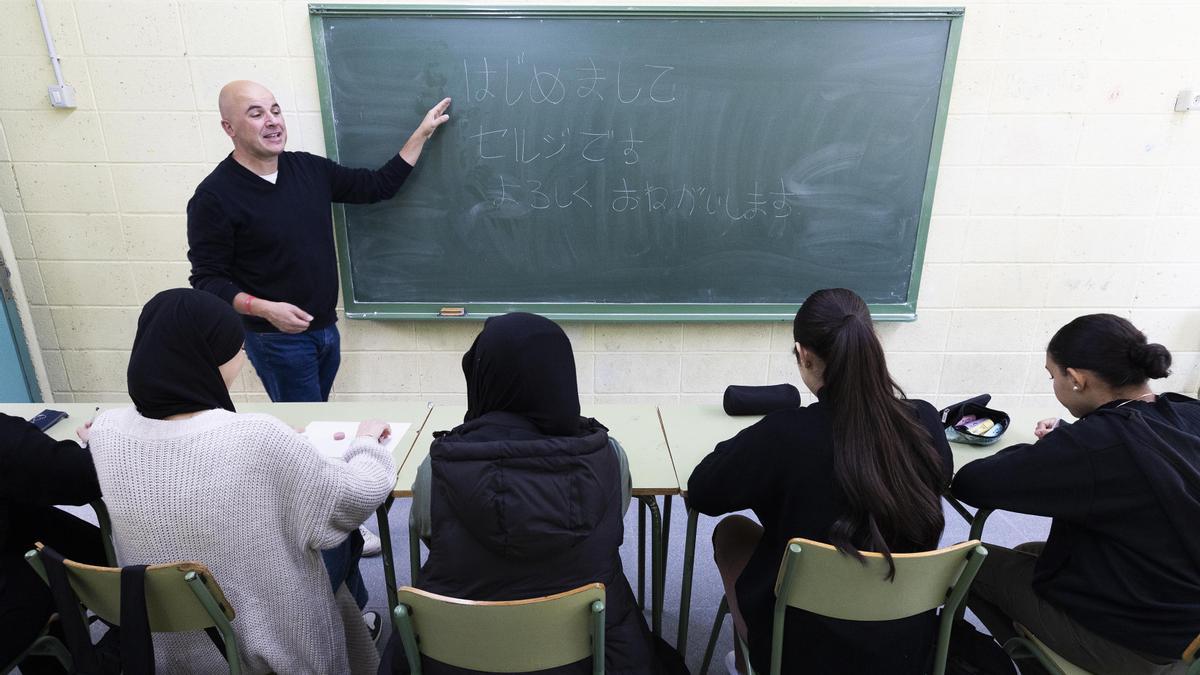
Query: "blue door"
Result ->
[[1, 263, 37, 402]]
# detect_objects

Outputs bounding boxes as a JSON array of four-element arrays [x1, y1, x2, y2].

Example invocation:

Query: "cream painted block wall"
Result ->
[[0, 0, 1197, 412]]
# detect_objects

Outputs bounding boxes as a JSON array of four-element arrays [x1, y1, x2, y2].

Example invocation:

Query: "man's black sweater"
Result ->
[[953, 394, 1200, 660], [187, 151, 412, 333]]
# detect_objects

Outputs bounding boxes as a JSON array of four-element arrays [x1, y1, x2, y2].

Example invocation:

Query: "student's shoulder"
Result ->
[[749, 404, 825, 440], [1069, 394, 1200, 448], [0, 412, 60, 453], [0, 411, 35, 434], [906, 398, 944, 428], [214, 413, 327, 466], [91, 405, 139, 431], [228, 411, 304, 438], [1058, 406, 1138, 445]]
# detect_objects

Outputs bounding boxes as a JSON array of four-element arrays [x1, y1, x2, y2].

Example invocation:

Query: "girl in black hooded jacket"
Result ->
[[380, 312, 686, 675]]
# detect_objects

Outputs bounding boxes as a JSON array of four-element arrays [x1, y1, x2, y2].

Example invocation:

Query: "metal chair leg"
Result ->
[[376, 496, 398, 615], [662, 494, 673, 560], [677, 507, 700, 651], [700, 595, 730, 675], [637, 496, 664, 636], [637, 499, 646, 608], [408, 518, 421, 587], [647, 497, 663, 636]]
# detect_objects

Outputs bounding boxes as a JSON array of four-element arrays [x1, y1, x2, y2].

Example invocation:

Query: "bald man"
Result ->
[[186, 81, 448, 632], [187, 80, 450, 403]]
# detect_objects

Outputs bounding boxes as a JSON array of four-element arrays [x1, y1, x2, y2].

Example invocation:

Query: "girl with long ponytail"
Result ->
[[689, 288, 953, 675]]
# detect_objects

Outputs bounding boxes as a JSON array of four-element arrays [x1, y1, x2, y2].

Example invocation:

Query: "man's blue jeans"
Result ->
[[242, 323, 368, 608], [242, 324, 341, 403]]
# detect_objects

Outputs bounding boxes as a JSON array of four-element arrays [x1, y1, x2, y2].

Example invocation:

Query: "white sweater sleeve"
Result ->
[[258, 419, 396, 551]]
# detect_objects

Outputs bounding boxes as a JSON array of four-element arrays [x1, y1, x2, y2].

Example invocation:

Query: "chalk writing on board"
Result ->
[[467, 125, 649, 165], [319, 10, 959, 309], [464, 56, 677, 106], [483, 176, 802, 223]]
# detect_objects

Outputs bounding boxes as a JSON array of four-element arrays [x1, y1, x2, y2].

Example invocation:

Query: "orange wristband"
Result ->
[[242, 294, 255, 314]]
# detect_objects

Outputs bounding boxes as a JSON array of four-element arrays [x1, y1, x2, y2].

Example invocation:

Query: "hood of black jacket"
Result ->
[[429, 411, 617, 561]]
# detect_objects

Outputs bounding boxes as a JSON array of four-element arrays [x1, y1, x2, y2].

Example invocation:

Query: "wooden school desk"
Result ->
[[660, 403, 1045, 652], [1, 401, 434, 616], [0, 401, 430, 469], [396, 404, 679, 635]]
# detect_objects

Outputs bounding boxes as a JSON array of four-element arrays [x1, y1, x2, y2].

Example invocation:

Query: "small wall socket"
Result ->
[[1176, 89, 1200, 112], [48, 84, 76, 109]]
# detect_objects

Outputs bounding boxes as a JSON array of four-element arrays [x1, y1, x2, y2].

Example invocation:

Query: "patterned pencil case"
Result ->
[[939, 394, 1010, 446]]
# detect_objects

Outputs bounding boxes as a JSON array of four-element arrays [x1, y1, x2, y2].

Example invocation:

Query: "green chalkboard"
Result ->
[[310, 5, 963, 320]]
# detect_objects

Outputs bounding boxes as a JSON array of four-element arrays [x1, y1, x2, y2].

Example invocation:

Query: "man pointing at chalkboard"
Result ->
[[187, 80, 450, 403]]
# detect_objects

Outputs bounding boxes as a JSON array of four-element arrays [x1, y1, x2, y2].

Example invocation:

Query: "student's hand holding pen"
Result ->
[[77, 406, 99, 444], [1034, 417, 1061, 439], [356, 420, 392, 444]]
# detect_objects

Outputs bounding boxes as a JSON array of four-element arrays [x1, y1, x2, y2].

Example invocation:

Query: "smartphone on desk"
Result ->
[[29, 409, 69, 432]]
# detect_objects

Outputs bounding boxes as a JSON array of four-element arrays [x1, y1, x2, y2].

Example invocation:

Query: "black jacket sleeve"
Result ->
[[0, 413, 101, 507], [186, 190, 242, 305], [324, 153, 414, 204], [950, 426, 1096, 520], [687, 415, 784, 517]]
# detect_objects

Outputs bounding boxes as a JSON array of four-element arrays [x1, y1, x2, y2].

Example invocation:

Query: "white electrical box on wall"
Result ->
[[48, 84, 76, 109], [1176, 89, 1200, 112]]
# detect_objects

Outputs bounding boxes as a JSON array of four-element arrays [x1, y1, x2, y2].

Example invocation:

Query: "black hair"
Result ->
[[1047, 314, 1171, 387], [793, 288, 946, 580]]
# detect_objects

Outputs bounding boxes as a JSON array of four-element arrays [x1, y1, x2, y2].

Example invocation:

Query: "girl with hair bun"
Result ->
[[689, 288, 953, 674], [953, 313, 1200, 674]]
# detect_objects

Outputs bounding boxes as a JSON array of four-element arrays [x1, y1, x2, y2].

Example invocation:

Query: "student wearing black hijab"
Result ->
[[381, 312, 685, 675], [126, 287, 244, 417], [0, 414, 105, 674], [87, 289, 395, 674]]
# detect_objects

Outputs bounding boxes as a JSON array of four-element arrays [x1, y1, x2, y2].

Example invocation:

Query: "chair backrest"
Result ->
[[394, 583, 605, 673], [25, 546, 235, 632], [775, 537, 982, 621], [769, 537, 987, 675]]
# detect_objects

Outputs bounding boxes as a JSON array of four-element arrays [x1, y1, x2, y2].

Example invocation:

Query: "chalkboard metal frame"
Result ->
[[310, 5, 963, 321]]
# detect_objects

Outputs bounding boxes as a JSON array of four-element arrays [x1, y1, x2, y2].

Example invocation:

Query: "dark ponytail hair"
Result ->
[[1047, 314, 1171, 387], [794, 289, 946, 580]]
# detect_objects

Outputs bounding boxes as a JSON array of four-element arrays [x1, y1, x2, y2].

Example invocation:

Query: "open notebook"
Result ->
[[302, 421, 412, 461]]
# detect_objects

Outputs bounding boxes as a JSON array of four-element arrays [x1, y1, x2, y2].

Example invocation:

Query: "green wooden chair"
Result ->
[[25, 544, 243, 675], [0, 617, 72, 675], [1004, 622, 1200, 675], [392, 582, 606, 674], [701, 538, 988, 675]]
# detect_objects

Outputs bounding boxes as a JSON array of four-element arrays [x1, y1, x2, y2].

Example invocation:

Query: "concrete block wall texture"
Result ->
[[1, 0, 1198, 412]]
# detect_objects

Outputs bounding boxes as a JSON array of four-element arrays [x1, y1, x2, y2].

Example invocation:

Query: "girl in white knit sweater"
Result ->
[[86, 289, 395, 674]]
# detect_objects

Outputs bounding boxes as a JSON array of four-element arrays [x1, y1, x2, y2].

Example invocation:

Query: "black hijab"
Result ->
[[462, 312, 585, 436], [127, 289, 243, 420]]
